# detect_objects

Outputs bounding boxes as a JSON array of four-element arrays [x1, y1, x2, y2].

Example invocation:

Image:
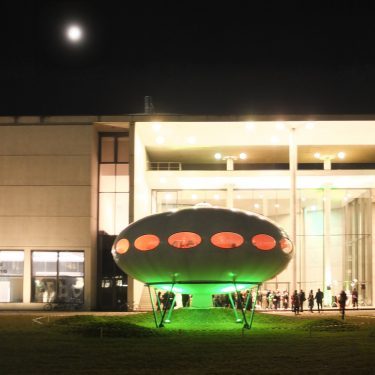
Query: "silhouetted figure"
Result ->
[[308, 289, 314, 313], [292, 290, 300, 315], [315, 288, 324, 313], [299, 289, 306, 312], [339, 290, 348, 319], [352, 288, 358, 309]]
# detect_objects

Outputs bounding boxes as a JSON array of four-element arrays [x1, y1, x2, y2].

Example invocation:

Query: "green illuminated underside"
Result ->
[[150, 282, 257, 295]]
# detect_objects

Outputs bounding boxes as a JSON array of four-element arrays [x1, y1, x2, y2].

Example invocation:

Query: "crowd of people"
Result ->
[[156, 287, 360, 319]]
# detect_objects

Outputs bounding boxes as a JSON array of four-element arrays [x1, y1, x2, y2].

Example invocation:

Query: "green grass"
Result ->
[[0, 309, 374, 374]]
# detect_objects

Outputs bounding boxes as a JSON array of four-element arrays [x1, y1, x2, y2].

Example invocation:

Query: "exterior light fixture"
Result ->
[[314, 151, 346, 170], [215, 153, 249, 170]]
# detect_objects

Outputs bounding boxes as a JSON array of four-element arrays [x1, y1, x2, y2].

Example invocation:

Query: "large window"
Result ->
[[99, 135, 129, 235], [0, 251, 24, 303], [32, 251, 84, 303]]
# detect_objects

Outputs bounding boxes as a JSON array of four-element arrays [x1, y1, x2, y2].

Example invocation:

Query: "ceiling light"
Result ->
[[245, 122, 255, 130], [152, 122, 161, 131], [337, 151, 346, 159], [314, 152, 321, 159], [187, 136, 196, 144], [214, 153, 222, 160], [239, 152, 247, 160], [191, 194, 198, 200], [305, 121, 315, 129], [155, 136, 165, 144]]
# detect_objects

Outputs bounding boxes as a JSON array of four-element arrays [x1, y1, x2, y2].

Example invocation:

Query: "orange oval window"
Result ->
[[211, 232, 244, 249], [280, 238, 293, 254], [168, 232, 202, 249], [252, 234, 276, 251], [115, 239, 130, 254], [134, 234, 160, 251]]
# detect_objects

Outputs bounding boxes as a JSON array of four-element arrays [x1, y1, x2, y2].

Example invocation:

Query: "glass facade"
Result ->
[[0, 251, 24, 303], [97, 134, 129, 310], [32, 251, 84, 303], [152, 188, 373, 305]]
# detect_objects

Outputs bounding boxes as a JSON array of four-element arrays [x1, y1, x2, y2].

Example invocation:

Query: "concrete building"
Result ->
[[0, 115, 374, 310]]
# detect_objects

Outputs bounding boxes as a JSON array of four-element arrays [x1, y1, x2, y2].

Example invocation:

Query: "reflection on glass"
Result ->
[[31, 251, 85, 304], [168, 232, 202, 248], [211, 232, 244, 249]]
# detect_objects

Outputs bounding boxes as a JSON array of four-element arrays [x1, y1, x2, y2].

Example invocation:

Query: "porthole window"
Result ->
[[115, 239, 130, 254], [168, 232, 202, 249], [252, 234, 276, 251], [211, 232, 244, 249], [280, 238, 293, 254], [134, 234, 160, 251]]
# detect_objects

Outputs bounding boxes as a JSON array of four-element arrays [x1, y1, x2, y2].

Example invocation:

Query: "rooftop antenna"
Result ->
[[144, 96, 154, 114]]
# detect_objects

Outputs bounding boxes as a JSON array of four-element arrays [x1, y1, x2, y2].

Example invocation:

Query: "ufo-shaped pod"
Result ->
[[112, 208, 293, 293]]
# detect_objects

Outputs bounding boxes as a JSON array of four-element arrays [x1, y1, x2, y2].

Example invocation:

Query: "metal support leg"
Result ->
[[233, 282, 249, 329], [165, 294, 177, 323], [248, 285, 260, 330], [147, 285, 159, 328], [147, 283, 175, 328], [228, 293, 242, 322]]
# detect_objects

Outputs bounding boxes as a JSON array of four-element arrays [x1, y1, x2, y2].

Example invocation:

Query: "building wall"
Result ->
[[0, 124, 97, 309]]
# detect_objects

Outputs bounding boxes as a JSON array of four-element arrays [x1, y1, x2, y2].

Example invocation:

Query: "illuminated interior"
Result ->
[[131, 119, 375, 307]]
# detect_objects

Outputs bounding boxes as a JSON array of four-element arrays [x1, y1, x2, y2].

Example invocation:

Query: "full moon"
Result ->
[[66, 25, 83, 42]]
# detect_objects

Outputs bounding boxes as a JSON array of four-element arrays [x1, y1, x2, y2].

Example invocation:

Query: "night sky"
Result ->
[[2, 1, 375, 116]]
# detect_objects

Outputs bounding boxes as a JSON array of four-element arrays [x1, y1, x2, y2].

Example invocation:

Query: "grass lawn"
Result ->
[[0, 309, 374, 374]]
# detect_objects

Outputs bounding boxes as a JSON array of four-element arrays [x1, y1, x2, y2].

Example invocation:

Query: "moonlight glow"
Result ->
[[66, 25, 83, 42]]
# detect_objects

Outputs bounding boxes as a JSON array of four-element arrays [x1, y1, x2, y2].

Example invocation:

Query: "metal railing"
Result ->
[[149, 162, 182, 171]]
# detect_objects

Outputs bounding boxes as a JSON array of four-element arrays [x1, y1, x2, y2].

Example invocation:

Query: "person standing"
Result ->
[[299, 289, 306, 312], [339, 290, 348, 320], [292, 290, 300, 315], [308, 289, 314, 313], [352, 288, 359, 309], [315, 288, 324, 313]]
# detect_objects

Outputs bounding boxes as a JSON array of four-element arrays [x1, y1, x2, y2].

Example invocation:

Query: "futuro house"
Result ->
[[112, 206, 293, 327]]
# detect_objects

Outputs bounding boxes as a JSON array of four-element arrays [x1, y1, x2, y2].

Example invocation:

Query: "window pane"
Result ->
[[32, 252, 58, 276], [0, 251, 24, 276], [117, 137, 129, 162], [168, 232, 202, 248], [0, 278, 23, 302], [33, 277, 57, 302], [211, 232, 244, 249], [101, 137, 115, 162], [134, 235, 160, 251], [99, 193, 115, 235], [59, 252, 84, 276], [100, 164, 116, 192], [116, 164, 129, 192], [115, 193, 129, 234], [0, 251, 24, 303]]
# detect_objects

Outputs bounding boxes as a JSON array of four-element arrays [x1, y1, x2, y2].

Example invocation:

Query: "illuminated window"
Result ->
[[211, 232, 244, 249], [134, 235, 160, 251], [31, 251, 84, 303], [168, 232, 202, 249], [252, 234, 276, 251], [280, 238, 293, 254], [0, 251, 24, 303], [115, 239, 130, 254]]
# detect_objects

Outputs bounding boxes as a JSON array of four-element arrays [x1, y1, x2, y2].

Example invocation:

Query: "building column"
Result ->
[[323, 187, 332, 306], [289, 126, 297, 293]]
